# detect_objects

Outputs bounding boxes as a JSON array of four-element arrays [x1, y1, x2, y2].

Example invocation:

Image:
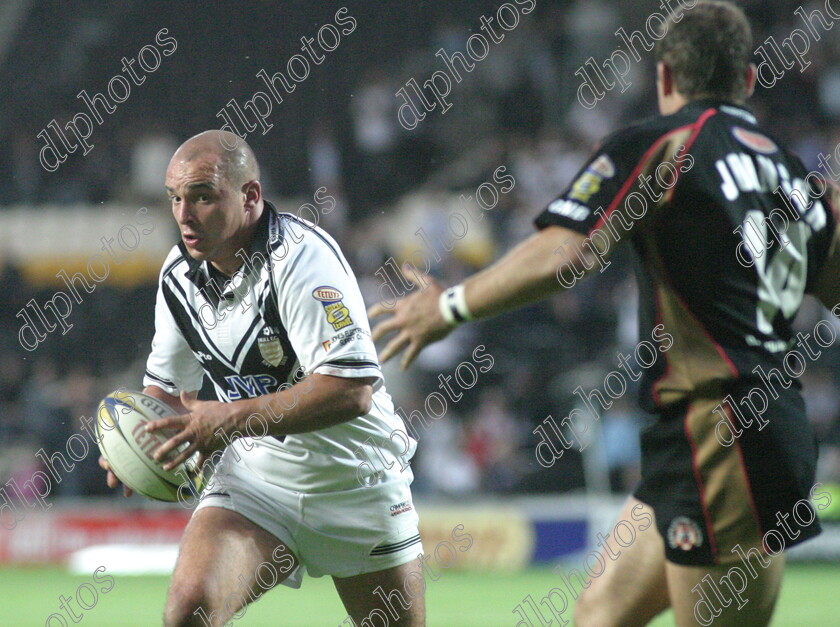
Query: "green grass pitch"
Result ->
[[1, 563, 837, 625]]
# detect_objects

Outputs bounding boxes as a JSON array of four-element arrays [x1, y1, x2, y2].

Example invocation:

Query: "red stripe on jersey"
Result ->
[[590, 108, 717, 235]]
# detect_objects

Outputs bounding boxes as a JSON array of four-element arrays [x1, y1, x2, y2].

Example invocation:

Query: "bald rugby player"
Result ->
[[101, 130, 426, 626]]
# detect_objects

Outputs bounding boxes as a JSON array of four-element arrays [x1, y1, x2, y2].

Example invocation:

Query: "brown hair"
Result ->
[[655, 1, 753, 101]]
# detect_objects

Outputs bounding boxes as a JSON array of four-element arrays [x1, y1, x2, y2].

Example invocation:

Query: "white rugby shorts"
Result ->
[[193, 447, 423, 588]]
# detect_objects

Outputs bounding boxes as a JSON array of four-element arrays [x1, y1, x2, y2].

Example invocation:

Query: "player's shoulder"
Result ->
[[265, 206, 351, 278], [702, 103, 811, 178], [601, 102, 718, 152], [158, 243, 189, 282]]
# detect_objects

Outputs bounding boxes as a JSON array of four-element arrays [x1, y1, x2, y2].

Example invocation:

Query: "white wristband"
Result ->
[[438, 285, 473, 327]]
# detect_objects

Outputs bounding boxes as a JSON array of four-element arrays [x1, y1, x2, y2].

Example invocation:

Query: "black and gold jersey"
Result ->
[[536, 99, 840, 412]]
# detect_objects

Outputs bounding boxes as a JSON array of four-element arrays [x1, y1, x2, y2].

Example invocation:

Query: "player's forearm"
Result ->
[[457, 226, 591, 321], [143, 385, 188, 414], [231, 374, 374, 437]]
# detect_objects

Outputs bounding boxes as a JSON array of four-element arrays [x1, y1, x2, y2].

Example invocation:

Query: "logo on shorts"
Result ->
[[389, 500, 413, 516], [667, 516, 703, 551]]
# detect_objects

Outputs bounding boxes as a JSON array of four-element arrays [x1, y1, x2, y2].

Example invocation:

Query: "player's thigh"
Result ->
[[165, 506, 298, 627], [574, 497, 670, 627], [332, 559, 425, 627], [666, 553, 785, 627]]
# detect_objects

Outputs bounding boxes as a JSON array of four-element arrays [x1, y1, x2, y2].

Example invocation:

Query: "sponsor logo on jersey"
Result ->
[[258, 325, 287, 367], [224, 373, 279, 400], [312, 287, 343, 301], [732, 127, 778, 155], [569, 171, 602, 203], [547, 199, 591, 221], [588, 154, 616, 178], [313, 285, 353, 331], [195, 351, 213, 363], [322, 326, 369, 351], [667, 516, 703, 551], [389, 500, 414, 516]]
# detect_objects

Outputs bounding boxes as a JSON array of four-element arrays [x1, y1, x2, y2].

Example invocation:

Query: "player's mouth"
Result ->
[[182, 233, 202, 247]]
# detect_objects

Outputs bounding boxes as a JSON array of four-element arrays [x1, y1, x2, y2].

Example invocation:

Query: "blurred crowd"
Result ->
[[1, 1, 839, 502]]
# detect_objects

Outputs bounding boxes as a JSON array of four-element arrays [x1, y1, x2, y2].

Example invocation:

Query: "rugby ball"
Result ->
[[96, 389, 203, 502]]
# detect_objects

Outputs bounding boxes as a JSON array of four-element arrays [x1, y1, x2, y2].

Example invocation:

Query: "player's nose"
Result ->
[[173, 200, 195, 225]]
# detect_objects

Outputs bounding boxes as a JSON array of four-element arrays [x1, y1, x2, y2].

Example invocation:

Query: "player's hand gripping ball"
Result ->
[[96, 389, 203, 502]]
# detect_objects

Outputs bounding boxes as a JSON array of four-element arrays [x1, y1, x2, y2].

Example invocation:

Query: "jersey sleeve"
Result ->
[[143, 263, 204, 396], [273, 226, 383, 389], [534, 122, 698, 249]]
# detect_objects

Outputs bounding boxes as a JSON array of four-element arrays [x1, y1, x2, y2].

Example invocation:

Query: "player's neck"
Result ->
[[211, 203, 266, 276], [658, 92, 689, 115]]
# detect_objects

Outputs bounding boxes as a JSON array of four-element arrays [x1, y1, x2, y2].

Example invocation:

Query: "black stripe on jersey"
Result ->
[[280, 214, 350, 275], [231, 314, 262, 368], [161, 279, 238, 377], [145, 369, 176, 388], [162, 254, 188, 280], [324, 359, 381, 369], [257, 271, 273, 313], [370, 534, 421, 556]]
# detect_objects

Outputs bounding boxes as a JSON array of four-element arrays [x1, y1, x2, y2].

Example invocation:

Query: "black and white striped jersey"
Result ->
[[144, 201, 414, 491]]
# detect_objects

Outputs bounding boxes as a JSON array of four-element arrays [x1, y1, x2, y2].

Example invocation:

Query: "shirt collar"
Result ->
[[680, 98, 757, 124]]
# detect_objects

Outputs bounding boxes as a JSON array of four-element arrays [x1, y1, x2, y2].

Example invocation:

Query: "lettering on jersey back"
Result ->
[[715, 152, 828, 231]]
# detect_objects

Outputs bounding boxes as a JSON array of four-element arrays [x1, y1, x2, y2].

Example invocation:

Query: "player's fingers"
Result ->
[[98, 455, 110, 472], [153, 430, 189, 463], [106, 470, 120, 488], [367, 303, 393, 318], [122, 485, 133, 498], [379, 331, 410, 364], [162, 443, 197, 472], [367, 301, 395, 321], [400, 263, 436, 291], [371, 315, 405, 343], [145, 415, 185, 433], [400, 339, 424, 371]]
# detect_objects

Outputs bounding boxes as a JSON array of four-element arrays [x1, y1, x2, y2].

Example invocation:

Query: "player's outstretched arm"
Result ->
[[368, 225, 594, 369]]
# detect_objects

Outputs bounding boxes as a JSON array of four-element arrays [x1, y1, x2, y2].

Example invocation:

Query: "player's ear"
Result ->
[[657, 61, 674, 97], [242, 180, 261, 212], [744, 63, 757, 99]]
